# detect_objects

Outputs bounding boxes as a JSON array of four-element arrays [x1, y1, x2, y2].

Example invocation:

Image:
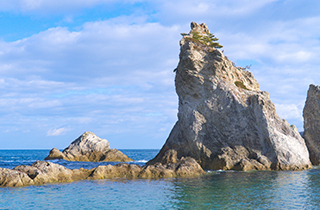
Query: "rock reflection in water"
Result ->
[[170, 170, 320, 209]]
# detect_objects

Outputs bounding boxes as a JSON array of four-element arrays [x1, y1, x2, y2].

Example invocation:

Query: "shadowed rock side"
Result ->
[[0, 156, 205, 187], [303, 84, 320, 165], [148, 22, 311, 171], [45, 131, 133, 162]]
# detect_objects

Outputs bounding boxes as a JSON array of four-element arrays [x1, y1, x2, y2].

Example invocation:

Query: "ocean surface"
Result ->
[[1, 150, 320, 209]]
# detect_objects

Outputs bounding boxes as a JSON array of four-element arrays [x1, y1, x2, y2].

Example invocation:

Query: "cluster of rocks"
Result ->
[[0, 131, 204, 187], [2, 22, 320, 188], [0, 158, 204, 187]]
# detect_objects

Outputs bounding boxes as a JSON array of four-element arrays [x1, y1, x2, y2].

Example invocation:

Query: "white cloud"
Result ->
[[275, 103, 303, 120], [0, 20, 180, 81], [47, 127, 70, 136], [154, 0, 279, 25], [0, 0, 111, 12]]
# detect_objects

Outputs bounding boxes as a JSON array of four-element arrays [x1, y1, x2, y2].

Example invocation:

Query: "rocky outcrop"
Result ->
[[0, 157, 204, 187], [90, 155, 204, 180], [148, 22, 311, 171], [303, 84, 320, 165], [45, 131, 133, 162]]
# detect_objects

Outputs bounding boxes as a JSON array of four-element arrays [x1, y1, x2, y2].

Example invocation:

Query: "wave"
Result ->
[[48, 159, 60, 163], [206, 169, 237, 174], [134, 160, 148, 163], [0, 160, 38, 163]]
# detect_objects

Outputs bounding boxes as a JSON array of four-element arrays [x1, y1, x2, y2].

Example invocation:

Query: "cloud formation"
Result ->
[[0, 18, 180, 148], [47, 127, 70, 136], [0, 0, 118, 12]]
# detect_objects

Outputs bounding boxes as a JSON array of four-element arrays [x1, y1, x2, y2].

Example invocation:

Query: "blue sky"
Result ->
[[0, 0, 320, 149]]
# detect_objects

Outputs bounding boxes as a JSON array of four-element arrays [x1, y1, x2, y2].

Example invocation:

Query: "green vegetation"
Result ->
[[181, 31, 223, 49], [234, 81, 250, 90], [199, 32, 223, 48]]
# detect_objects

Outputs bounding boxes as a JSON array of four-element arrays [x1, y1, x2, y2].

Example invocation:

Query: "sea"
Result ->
[[1, 150, 320, 209]]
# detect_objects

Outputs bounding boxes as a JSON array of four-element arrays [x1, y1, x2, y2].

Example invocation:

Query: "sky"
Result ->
[[0, 0, 320, 149]]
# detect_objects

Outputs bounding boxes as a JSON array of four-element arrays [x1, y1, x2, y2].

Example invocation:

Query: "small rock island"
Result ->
[[45, 131, 133, 162]]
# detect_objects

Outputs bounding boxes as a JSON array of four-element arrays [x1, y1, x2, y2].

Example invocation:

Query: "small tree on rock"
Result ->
[[181, 31, 223, 49]]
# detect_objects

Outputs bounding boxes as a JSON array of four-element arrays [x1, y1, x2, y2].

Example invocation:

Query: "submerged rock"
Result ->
[[148, 22, 311, 171], [0, 157, 204, 187], [45, 131, 133, 162], [303, 84, 320, 165]]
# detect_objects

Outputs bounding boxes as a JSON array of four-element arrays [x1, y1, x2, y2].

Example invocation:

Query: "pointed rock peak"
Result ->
[[190, 22, 209, 33], [309, 84, 320, 94], [180, 22, 223, 49], [79, 131, 99, 141], [82, 131, 96, 137], [178, 22, 259, 92], [83, 131, 95, 135]]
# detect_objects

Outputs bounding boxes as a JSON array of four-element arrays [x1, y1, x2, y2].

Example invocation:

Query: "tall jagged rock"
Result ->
[[148, 22, 311, 171], [303, 84, 320, 165], [45, 131, 133, 162]]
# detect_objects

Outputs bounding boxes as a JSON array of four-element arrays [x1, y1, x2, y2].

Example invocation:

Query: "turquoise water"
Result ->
[[1, 150, 320, 209]]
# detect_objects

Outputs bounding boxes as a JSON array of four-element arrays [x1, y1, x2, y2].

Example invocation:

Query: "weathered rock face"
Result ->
[[303, 84, 320, 165], [149, 22, 311, 171], [0, 157, 204, 187], [45, 131, 133, 162]]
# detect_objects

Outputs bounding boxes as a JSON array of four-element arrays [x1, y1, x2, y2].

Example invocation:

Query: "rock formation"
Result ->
[[13, 161, 91, 185], [303, 84, 320, 165], [148, 22, 311, 171], [45, 131, 133, 162], [0, 157, 204, 187]]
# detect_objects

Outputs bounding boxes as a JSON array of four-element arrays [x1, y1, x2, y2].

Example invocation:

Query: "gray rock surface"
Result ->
[[0, 168, 34, 187], [303, 84, 320, 165], [45, 131, 133, 162], [148, 22, 311, 171]]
